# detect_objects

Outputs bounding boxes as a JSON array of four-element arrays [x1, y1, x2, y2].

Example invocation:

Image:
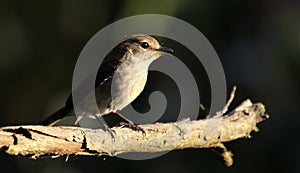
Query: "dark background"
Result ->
[[0, 0, 299, 172]]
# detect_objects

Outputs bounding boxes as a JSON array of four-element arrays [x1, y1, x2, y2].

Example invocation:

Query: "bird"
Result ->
[[41, 34, 173, 132]]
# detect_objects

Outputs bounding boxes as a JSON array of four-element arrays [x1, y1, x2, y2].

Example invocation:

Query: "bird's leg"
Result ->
[[113, 111, 145, 134], [94, 114, 115, 138], [74, 115, 84, 125]]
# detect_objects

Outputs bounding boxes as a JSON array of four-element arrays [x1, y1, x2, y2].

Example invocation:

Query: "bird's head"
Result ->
[[120, 34, 173, 63]]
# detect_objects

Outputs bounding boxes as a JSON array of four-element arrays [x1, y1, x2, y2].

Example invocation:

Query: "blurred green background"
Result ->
[[0, 0, 299, 172]]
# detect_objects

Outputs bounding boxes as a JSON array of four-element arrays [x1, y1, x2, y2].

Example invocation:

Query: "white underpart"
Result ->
[[111, 51, 161, 111]]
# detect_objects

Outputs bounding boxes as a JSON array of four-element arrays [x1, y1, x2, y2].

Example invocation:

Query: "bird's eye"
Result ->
[[140, 42, 149, 49]]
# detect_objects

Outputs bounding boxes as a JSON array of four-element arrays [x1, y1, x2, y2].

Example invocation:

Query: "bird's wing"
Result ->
[[64, 46, 128, 108]]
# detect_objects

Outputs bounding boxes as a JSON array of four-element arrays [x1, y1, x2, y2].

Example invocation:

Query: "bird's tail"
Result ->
[[41, 106, 71, 126]]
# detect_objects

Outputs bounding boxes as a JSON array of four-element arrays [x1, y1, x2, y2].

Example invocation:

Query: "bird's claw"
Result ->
[[118, 122, 146, 135], [105, 127, 116, 139]]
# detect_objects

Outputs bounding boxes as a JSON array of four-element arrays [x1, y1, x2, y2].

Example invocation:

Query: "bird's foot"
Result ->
[[118, 122, 145, 135], [93, 115, 116, 139], [105, 126, 116, 139]]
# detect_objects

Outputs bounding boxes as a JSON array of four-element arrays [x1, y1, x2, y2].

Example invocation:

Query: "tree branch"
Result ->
[[0, 99, 269, 166]]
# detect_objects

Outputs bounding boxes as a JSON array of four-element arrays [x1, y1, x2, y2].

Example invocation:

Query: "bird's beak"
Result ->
[[157, 46, 174, 54]]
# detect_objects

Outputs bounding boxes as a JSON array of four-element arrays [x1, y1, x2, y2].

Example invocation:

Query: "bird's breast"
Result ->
[[110, 60, 150, 110], [126, 73, 148, 101]]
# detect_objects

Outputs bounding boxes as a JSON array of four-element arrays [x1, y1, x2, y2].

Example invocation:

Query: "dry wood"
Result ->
[[0, 99, 269, 166]]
